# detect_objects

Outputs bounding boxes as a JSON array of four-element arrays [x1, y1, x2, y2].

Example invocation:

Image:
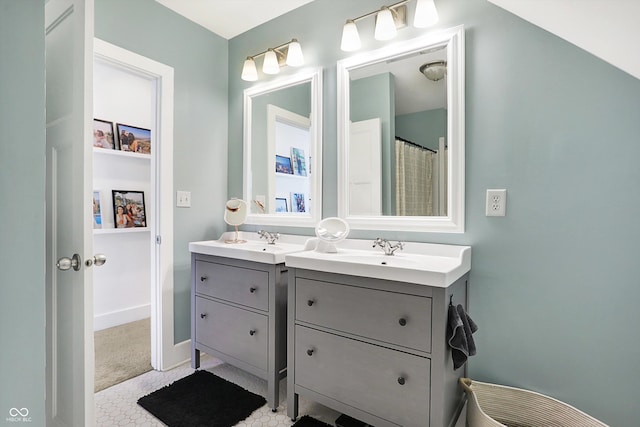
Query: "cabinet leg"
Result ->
[[267, 376, 279, 413], [191, 348, 200, 369], [287, 392, 299, 421]]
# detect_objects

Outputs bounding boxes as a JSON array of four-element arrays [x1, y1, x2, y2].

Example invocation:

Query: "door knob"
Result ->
[[85, 253, 107, 267], [56, 254, 81, 271]]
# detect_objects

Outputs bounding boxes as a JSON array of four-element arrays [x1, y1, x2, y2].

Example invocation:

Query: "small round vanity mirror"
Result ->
[[224, 199, 248, 243], [314, 217, 350, 253]]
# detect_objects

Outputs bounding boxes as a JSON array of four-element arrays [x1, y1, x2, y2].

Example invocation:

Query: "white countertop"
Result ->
[[189, 231, 309, 264], [285, 238, 471, 287]]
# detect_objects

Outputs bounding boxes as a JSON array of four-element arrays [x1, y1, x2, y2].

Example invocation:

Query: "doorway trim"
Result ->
[[94, 39, 185, 370]]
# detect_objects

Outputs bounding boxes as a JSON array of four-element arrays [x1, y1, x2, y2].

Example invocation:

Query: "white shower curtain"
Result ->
[[395, 139, 435, 216]]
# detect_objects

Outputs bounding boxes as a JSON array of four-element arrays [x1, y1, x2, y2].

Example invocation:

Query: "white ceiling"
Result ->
[[154, 0, 316, 39], [487, 0, 640, 80]]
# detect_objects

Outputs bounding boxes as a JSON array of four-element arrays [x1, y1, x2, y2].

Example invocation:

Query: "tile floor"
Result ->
[[95, 354, 340, 426]]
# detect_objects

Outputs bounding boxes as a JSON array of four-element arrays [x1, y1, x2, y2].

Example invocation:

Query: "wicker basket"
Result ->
[[460, 378, 608, 427]]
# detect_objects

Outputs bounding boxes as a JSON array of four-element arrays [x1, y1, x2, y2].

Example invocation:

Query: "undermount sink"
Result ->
[[189, 231, 307, 264], [285, 239, 471, 287]]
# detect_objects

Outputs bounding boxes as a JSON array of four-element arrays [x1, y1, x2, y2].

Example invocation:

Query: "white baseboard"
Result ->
[[94, 304, 151, 331]]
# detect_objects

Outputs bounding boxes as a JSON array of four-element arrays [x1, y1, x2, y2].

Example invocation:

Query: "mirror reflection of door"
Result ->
[[267, 105, 311, 214]]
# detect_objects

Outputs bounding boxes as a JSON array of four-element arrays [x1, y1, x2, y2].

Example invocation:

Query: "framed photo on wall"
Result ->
[[93, 118, 116, 149], [112, 190, 147, 228], [275, 197, 288, 213], [116, 123, 151, 154], [275, 155, 293, 174], [290, 147, 307, 176], [291, 192, 306, 213], [92, 191, 103, 229]]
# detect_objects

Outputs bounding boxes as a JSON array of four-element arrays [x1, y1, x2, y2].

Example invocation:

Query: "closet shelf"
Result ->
[[93, 147, 151, 161], [276, 172, 309, 179], [94, 227, 150, 235]]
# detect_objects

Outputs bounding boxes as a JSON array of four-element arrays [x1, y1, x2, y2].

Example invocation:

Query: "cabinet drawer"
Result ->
[[295, 325, 430, 427], [195, 297, 268, 371], [195, 261, 268, 311], [296, 278, 432, 352]]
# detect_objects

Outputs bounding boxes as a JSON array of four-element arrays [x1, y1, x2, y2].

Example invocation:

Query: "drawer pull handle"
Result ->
[[306, 348, 314, 356], [250, 287, 257, 293], [249, 329, 256, 336], [397, 376, 406, 385], [307, 299, 315, 306], [200, 313, 207, 319], [399, 318, 407, 326], [200, 275, 208, 282]]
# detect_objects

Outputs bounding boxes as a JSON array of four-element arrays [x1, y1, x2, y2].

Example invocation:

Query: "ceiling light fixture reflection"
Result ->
[[420, 60, 447, 81]]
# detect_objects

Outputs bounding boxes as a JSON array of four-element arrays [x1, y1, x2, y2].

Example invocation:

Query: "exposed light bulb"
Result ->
[[286, 39, 304, 67], [414, 0, 439, 28], [241, 57, 258, 81], [374, 7, 397, 41], [340, 19, 361, 52], [262, 49, 280, 75]]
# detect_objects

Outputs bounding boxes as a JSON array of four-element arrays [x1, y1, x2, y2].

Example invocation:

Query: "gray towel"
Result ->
[[447, 304, 478, 370]]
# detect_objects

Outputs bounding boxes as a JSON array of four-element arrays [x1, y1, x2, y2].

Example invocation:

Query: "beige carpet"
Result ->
[[95, 318, 152, 392]]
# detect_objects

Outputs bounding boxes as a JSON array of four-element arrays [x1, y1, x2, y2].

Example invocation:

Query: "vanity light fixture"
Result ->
[[241, 39, 305, 81], [414, 0, 439, 28], [340, 0, 439, 52]]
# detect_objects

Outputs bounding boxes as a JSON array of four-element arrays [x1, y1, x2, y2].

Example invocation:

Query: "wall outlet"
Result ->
[[486, 189, 506, 216], [176, 191, 191, 208]]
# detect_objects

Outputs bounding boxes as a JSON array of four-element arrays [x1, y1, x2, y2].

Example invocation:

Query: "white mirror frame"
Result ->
[[337, 25, 465, 233], [243, 69, 323, 227]]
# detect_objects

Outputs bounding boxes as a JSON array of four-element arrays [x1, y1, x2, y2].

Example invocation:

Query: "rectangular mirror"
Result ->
[[337, 26, 465, 232], [243, 69, 323, 227]]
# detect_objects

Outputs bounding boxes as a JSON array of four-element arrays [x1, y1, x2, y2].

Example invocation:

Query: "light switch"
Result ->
[[176, 191, 191, 208]]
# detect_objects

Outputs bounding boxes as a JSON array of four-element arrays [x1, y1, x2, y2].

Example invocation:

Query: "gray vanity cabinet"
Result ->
[[287, 268, 469, 427], [191, 253, 288, 410]]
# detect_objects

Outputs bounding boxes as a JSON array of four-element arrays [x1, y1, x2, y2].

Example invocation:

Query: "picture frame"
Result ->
[[291, 192, 306, 213], [275, 155, 293, 174], [92, 191, 103, 229], [116, 123, 151, 154], [93, 118, 116, 150], [290, 147, 307, 176], [275, 197, 288, 213], [112, 190, 147, 228]]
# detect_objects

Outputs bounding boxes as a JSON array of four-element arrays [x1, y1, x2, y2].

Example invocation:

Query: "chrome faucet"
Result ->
[[258, 230, 280, 245], [372, 238, 404, 256]]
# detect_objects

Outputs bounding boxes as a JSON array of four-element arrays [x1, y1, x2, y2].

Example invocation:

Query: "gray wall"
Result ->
[[396, 108, 447, 151], [95, 0, 229, 342], [228, 0, 640, 425], [0, 0, 46, 424]]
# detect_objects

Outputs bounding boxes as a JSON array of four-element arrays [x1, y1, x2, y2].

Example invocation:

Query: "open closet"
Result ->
[[92, 39, 181, 389]]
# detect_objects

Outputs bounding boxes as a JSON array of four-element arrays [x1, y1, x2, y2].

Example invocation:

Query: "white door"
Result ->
[[45, 0, 96, 426], [349, 118, 382, 215]]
